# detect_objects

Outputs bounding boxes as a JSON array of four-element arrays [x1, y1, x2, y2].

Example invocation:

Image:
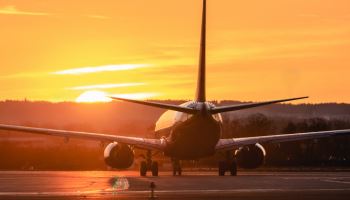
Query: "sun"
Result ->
[[75, 90, 112, 103]]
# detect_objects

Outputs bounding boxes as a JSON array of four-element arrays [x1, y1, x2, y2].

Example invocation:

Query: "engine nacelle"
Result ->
[[104, 142, 134, 169], [235, 143, 266, 169]]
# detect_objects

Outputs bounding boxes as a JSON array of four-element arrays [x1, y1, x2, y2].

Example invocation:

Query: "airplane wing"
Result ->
[[0, 124, 167, 151], [216, 129, 350, 151]]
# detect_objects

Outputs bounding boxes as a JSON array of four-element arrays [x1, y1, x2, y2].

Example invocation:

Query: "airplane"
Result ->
[[0, 0, 350, 177]]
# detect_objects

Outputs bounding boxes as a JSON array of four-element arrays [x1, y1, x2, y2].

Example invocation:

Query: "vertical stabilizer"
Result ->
[[196, 0, 206, 102]]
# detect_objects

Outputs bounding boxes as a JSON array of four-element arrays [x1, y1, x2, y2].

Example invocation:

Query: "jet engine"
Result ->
[[235, 143, 266, 169], [104, 142, 134, 169]]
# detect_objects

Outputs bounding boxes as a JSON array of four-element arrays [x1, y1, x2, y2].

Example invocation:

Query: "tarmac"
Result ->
[[0, 171, 350, 199]]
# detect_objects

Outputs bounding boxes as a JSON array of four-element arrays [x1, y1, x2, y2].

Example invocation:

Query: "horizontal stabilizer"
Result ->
[[210, 96, 308, 114], [110, 97, 197, 114]]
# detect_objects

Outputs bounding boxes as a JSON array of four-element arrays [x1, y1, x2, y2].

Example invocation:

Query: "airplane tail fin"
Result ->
[[111, 1, 307, 115], [195, 0, 207, 102]]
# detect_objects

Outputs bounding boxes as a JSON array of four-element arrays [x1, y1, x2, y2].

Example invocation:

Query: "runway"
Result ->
[[0, 171, 350, 199]]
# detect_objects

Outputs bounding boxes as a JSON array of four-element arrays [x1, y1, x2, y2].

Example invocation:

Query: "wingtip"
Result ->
[[286, 96, 309, 102]]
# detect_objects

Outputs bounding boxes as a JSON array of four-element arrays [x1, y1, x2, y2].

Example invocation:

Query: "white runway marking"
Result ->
[[323, 179, 350, 184], [1, 171, 350, 198], [1, 188, 350, 197]]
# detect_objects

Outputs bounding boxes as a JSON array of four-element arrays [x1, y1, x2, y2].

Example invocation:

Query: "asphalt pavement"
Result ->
[[0, 171, 349, 199]]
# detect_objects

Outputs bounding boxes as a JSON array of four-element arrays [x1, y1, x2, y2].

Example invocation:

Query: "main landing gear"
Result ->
[[218, 151, 237, 176], [140, 150, 158, 177], [172, 159, 182, 176]]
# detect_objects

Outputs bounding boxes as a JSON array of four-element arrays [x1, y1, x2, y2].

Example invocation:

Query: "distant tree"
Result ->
[[242, 113, 275, 137], [283, 122, 297, 134]]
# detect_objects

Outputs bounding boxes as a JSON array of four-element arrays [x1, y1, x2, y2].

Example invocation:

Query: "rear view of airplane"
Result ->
[[0, 0, 349, 176]]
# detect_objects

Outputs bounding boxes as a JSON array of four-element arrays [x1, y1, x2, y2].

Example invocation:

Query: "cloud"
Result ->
[[0, 5, 50, 16], [53, 64, 150, 75], [0, 6, 108, 19], [85, 14, 110, 20], [68, 83, 145, 90], [0, 72, 48, 79], [297, 14, 320, 18]]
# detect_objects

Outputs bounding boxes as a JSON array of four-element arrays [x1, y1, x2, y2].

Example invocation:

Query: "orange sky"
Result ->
[[0, 0, 349, 103]]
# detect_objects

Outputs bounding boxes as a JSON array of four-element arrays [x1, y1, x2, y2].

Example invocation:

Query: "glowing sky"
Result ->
[[0, 0, 349, 103]]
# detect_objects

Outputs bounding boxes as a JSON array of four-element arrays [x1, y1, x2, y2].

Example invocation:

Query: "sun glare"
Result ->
[[75, 90, 112, 103], [53, 64, 149, 75]]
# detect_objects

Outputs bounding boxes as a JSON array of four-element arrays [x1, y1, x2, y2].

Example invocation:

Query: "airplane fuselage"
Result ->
[[155, 101, 223, 160]]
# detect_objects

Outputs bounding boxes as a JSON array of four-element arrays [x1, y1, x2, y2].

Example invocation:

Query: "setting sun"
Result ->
[[75, 91, 111, 103]]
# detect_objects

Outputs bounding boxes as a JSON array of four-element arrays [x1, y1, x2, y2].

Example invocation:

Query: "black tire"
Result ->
[[151, 162, 159, 177], [229, 161, 237, 176], [173, 166, 179, 176], [218, 161, 227, 176], [172, 160, 180, 176], [140, 161, 147, 176]]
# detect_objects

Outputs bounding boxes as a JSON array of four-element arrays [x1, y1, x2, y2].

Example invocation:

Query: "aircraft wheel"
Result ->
[[218, 161, 227, 176], [172, 160, 182, 176], [140, 161, 147, 176], [229, 161, 237, 176], [173, 168, 182, 176], [151, 161, 159, 177], [178, 168, 182, 176]]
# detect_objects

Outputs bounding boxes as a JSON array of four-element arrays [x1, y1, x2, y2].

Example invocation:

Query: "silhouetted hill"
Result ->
[[1, 100, 349, 132], [0, 100, 165, 136]]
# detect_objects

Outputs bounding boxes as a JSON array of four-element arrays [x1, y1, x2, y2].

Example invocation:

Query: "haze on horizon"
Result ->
[[0, 0, 349, 103]]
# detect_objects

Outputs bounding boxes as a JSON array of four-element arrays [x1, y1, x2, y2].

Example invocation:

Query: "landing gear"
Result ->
[[229, 160, 237, 176], [218, 160, 237, 176], [151, 161, 159, 176], [139, 150, 159, 177], [218, 151, 237, 176], [172, 159, 182, 176], [140, 161, 147, 176], [218, 161, 227, 176]]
